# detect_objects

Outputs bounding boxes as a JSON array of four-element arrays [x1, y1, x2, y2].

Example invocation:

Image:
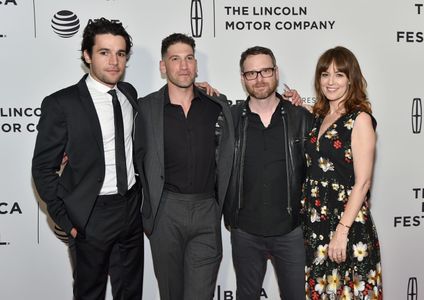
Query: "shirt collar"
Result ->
[[164, 85, 201, 106], [86, 73, 117, 94], [246, 92, 283, 113]]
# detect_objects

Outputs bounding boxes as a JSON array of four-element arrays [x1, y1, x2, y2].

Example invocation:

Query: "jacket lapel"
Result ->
[[118, 82, 138, 112], [151, 86, 166, 170], [77, 74, 104, 153]]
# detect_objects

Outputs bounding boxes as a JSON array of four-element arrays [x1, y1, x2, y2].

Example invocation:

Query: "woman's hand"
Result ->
[[328, 224, 349, 263]]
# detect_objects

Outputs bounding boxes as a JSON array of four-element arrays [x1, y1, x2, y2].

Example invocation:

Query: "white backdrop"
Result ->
[[0, 0, 423, 299]]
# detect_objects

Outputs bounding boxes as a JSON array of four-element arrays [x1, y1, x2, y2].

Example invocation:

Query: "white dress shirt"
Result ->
[[86, 74, 136, 195]]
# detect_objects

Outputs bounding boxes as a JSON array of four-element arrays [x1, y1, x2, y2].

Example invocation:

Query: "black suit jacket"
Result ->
[[32, 74, 138, 234], [134, 85, 235, 235]]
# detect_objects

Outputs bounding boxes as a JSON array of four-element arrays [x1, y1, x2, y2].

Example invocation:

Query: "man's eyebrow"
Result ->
[[95, 48, 126, 53]]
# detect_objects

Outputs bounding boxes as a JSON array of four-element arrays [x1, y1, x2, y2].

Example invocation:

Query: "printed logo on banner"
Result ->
[[407, 277, 418, 300], [216, 285, 268, 299], [0, 201, 21, 246], [0, 233, 10, 246], [0, 0, 18, 38], [394, 188, 424, 227], [396, 5, 423, 43], [0, 0, 17, 5], [412, 98, 422, 134], [189, 2, 337, 37], [51, 10, 80, 38], [0, 106, 41, 134], [0, 201, 22, 215], [190, 0, 203, 37], [303, 96, 316, 105], [87, 18, 122, 25], [219, 3, 335, 33]]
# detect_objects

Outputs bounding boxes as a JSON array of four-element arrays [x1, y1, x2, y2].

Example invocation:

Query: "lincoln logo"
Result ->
[[412, 98, 422, 134], [408, 277, 418, 300], [190, 0, 203, 37]]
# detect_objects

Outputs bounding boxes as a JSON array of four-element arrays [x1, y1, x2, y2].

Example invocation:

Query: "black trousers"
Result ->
[[231, 226, 305, 300], [69, 243, 124, 299], [149, 190, 222, 300], [69, 185, 144, 300]]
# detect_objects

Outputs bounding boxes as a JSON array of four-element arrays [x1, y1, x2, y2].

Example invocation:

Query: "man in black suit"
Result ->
[[135, 33, 234, 300], [32, 18, 143, 300]]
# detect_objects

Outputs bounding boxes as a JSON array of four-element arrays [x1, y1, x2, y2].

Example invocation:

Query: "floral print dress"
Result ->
[[301, 111, 382, 300]]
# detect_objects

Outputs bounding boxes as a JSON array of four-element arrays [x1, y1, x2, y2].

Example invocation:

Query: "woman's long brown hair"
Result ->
[[313, 46, 372, 118]]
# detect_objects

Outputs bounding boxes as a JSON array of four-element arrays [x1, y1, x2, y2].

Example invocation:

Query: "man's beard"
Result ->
[[246, 80, 278, 99]]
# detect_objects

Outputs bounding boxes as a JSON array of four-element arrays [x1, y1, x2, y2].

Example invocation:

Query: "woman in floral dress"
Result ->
[[301, 46, 383, 299]]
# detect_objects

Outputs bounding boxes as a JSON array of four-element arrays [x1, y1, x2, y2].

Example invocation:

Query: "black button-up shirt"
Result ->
[[163, 88, 221, 194], [238, 100, 291, 236]]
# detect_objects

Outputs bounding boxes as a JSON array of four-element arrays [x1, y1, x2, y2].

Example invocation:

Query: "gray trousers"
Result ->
[[149, 190, 222, 300], [231, 226, 305, 300]]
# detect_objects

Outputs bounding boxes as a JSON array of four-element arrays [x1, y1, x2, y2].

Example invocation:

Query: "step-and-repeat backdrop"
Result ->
[[0, 0, 423, 299]]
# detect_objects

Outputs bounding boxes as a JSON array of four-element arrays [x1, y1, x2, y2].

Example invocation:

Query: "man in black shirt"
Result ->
[[224, 46, 313, 300], [135, 33, 234, 300]]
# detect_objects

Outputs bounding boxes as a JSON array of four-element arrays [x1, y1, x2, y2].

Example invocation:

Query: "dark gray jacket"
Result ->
[[135, 85, 235, 235]]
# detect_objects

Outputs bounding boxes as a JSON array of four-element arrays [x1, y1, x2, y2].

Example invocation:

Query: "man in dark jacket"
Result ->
[[32, 18, 143, 300], [135, 33, 234, 300], [224, 46, 313, 300]]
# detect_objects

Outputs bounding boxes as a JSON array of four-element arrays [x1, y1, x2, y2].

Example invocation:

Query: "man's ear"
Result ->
[[83, 50, 92, 65], [159, 60, 166, 75]]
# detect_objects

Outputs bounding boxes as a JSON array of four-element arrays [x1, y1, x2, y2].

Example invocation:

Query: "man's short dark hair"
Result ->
[[80, 17, 133, 68], [161, 33, 195, 58], [239, 46, 277, 72]]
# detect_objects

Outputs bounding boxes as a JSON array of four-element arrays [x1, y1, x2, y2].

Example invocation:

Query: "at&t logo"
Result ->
[[51, 10, 80, 38], [412, 98, 422, 134]]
